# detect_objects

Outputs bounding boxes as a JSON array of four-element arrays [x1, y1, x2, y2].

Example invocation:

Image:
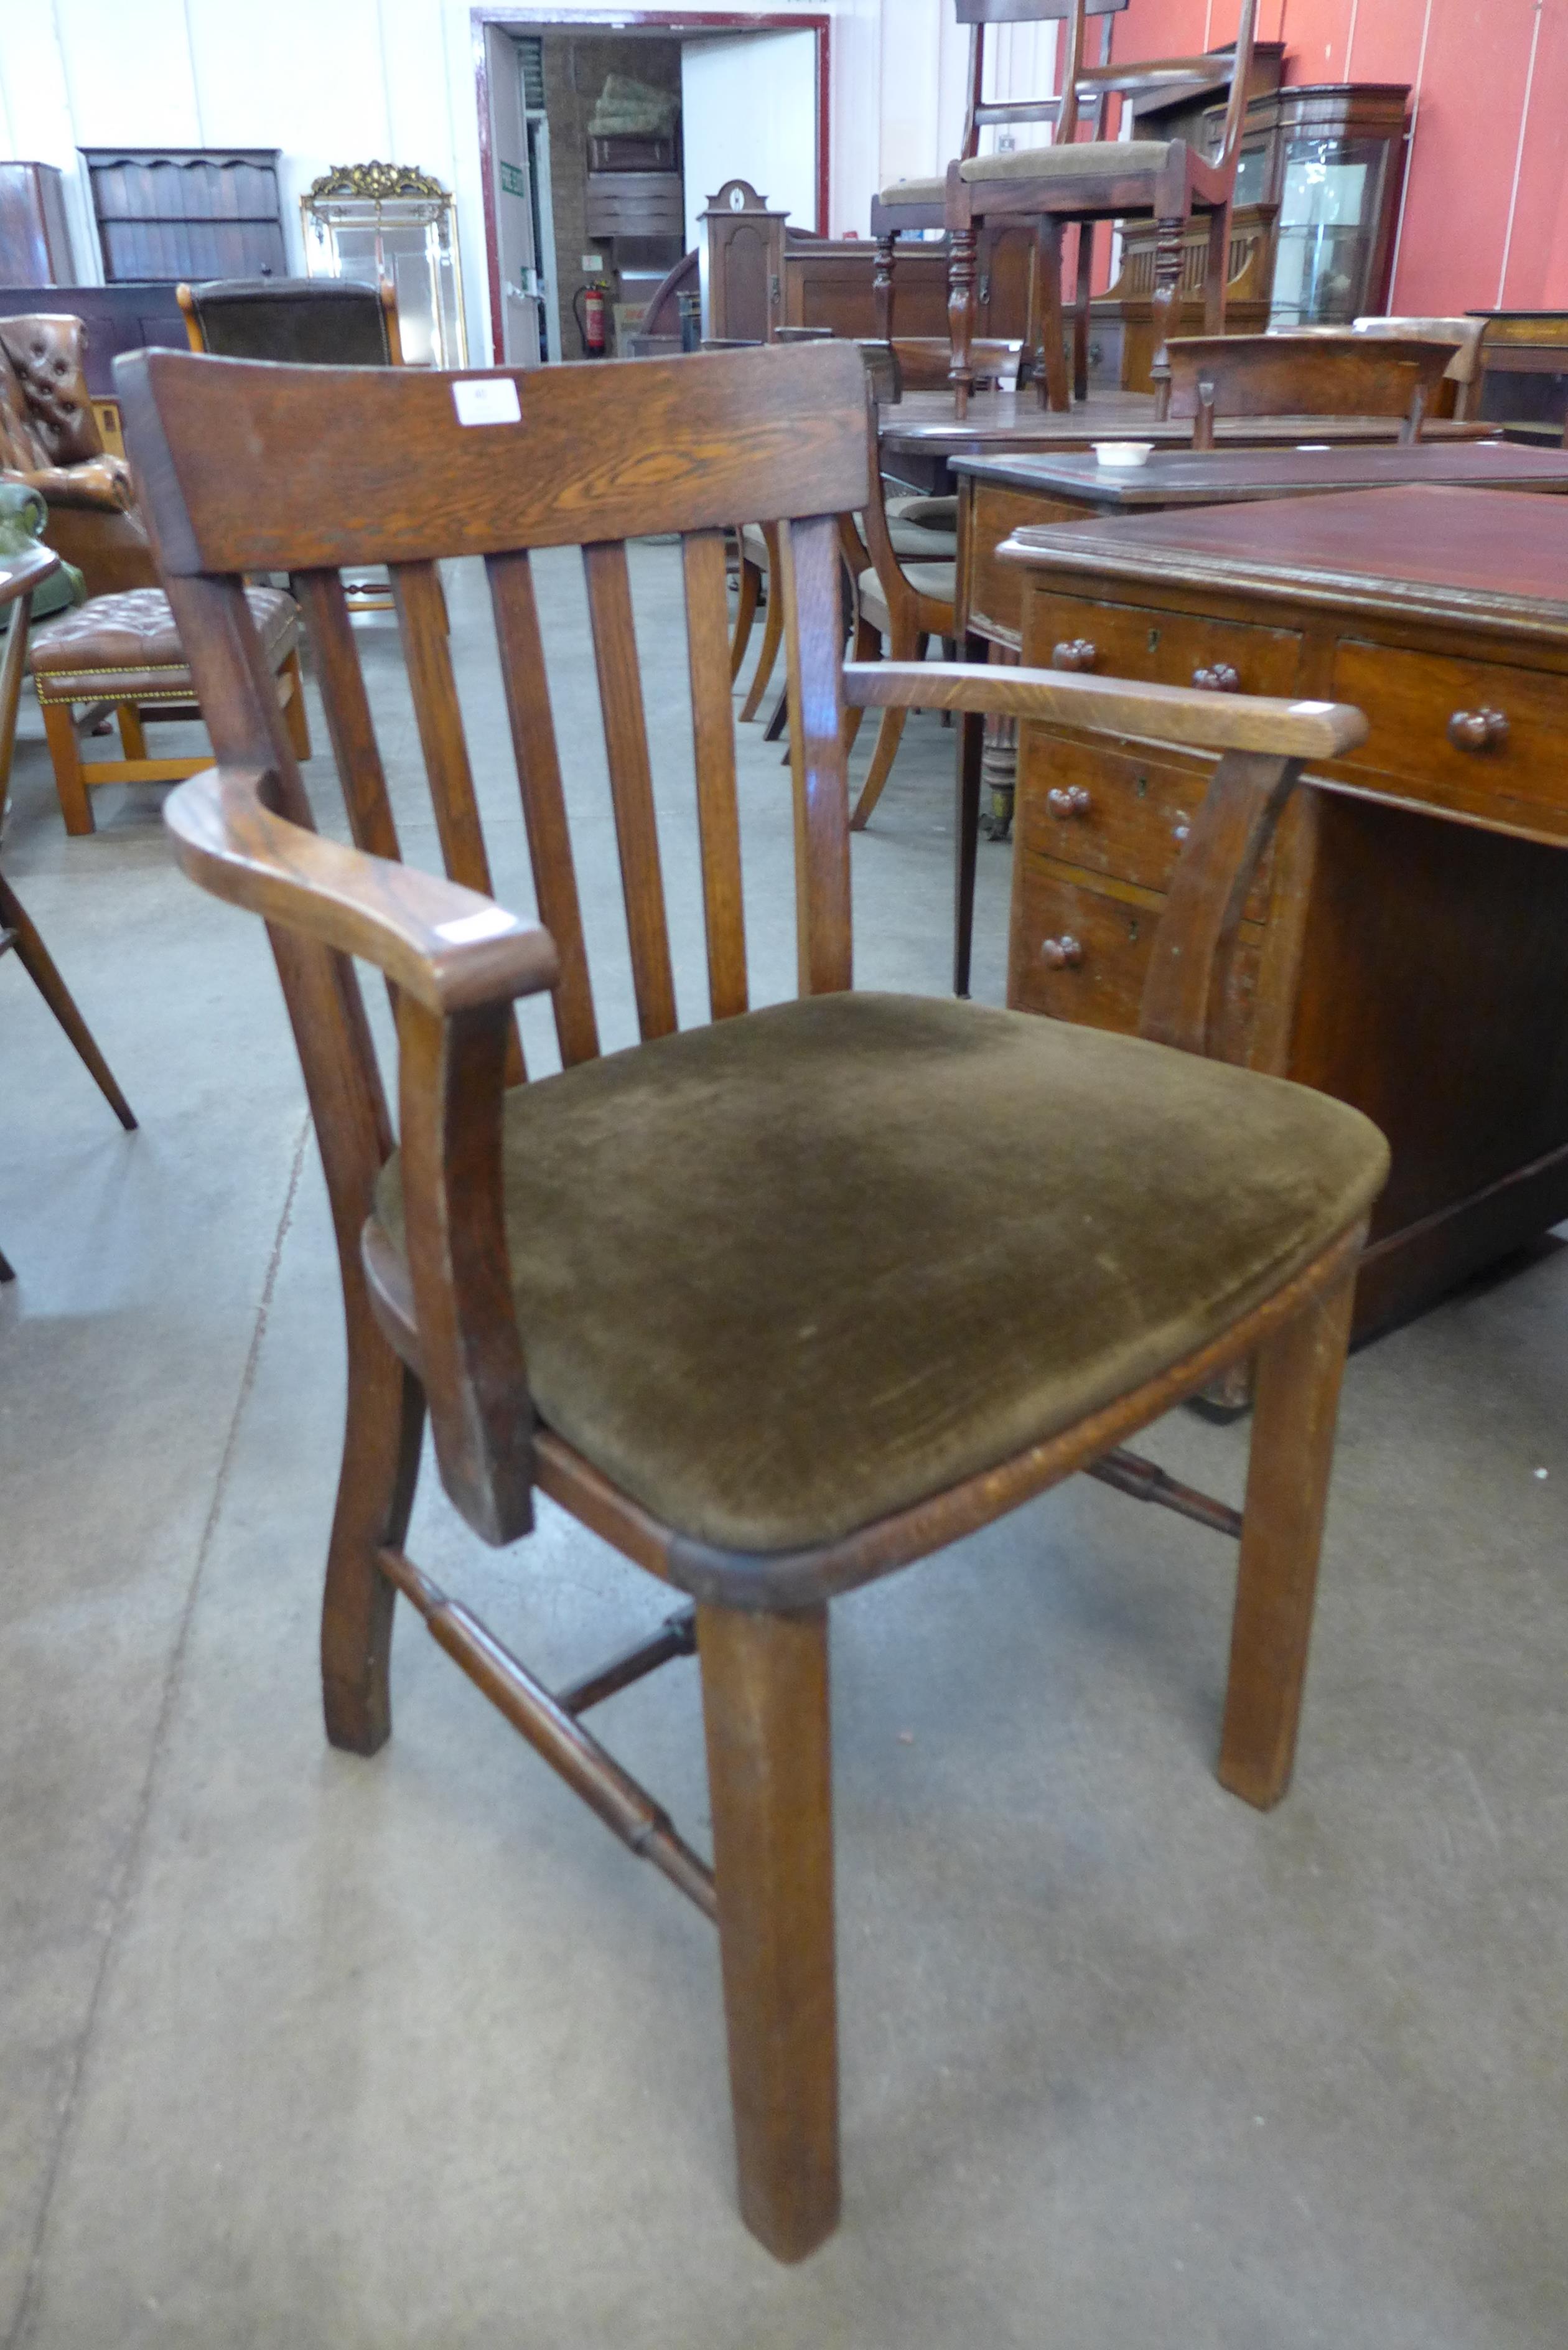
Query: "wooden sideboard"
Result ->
[[1089, 206, 1276, 393], [999, 484, 1568, 1339]]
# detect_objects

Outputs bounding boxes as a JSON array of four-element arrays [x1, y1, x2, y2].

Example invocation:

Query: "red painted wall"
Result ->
[[1106, 0, 1568, 315]]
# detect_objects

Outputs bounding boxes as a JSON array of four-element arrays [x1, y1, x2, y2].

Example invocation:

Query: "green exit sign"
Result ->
[[499, 161, 526, 198]]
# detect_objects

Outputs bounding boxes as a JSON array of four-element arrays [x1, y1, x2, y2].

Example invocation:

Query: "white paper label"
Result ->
[[436, 907, 518, 944], [451, 377, 521, 428]]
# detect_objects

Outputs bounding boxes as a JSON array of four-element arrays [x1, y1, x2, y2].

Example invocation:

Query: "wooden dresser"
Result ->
[[1002, 484, 1568, 1338]]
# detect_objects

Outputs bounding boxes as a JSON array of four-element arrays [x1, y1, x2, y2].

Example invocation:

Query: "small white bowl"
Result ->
[[1092, 441, 1155, 469]]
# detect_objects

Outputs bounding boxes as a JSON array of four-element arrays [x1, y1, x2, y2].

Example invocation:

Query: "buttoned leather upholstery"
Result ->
[[0, 316, 156, 598], [30, 585, 297, 705]]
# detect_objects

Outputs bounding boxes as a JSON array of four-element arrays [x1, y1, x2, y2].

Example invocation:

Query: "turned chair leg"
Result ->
[[1218, 1262, 1358, 1810], [40, 701, 93, 836], [729, 535, 762, 683], [1150, 214, 1186, 383], [874, 229, 896, 350], [0, 873, 136, 1128], [948, 223, 978, 419], [699, 1601, 839, 2263], [739, 525, 785, 723], [1035, 217, 1070, 413], [321, 1303, 426, 1755]]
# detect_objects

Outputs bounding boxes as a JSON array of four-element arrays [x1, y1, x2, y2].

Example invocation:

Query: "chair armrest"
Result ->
[[21, 457, 134, 512], [164, 764, 559, 1016], [842, 661, 1367, 762], [844, 660, 1366, 1062]]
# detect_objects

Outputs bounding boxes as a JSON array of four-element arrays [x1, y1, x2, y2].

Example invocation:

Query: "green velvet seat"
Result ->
[[373, 993, 1388, 1557]]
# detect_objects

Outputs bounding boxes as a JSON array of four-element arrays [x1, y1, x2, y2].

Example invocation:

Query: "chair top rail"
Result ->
[[116, 341, 870, 578]]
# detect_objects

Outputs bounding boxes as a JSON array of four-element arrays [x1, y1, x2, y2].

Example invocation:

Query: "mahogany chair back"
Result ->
[[954, 0, 1128, 161], [1157, 332, 1461, 447], [117, 342, 870, 1226]]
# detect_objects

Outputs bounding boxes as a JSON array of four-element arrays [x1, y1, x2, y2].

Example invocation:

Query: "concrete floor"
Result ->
[[2, 549, 1565, 2349]]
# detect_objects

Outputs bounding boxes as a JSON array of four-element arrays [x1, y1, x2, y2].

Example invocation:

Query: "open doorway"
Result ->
[[475, 10, 829, 365]]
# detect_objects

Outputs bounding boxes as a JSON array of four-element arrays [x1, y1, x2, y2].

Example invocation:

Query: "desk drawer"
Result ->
[[968, 482, 1083, 642], [1022, 592, 1304, 700], [1018, 727, 1272, 919], [1329, 639, 1568, 813], [1010, 857, 1262, 1050]]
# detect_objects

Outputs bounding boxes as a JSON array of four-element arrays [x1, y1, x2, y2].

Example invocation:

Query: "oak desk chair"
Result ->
[[121, 338, 1388, 2263], [950, 0, 1259, 415], [1157, 331, 1462, 447], [873, 0, 1126, 405], [0, 542, 135, 1278]]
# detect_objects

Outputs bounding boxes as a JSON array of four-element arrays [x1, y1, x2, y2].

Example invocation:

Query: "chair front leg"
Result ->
[[1218, 1252, 1359, 1809], [322, 1280, 426, 1755], [700, 1601, 839, 2263]]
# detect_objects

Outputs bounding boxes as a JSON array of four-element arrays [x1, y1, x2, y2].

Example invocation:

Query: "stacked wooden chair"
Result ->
[[120, 336, 1387, 2262], [872, 0, 1127, 407]]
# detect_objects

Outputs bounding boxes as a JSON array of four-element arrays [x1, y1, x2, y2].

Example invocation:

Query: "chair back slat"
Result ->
[[486, 549, 601, 1069], [390, 558, 525, 1081], [681, 528, 749, 1022], [292, 570, 401, 862], [582, 540, 679, 1043], [781, 513, 852, 997]]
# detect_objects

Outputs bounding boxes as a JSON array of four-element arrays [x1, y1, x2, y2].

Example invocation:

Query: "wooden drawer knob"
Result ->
[[1447, 706, 1510, 752], [1192, 662, 1240, 693], [1047, 785, 1092, 817], [1052, 639, 1098, 672], [1040, 934, 1083, 969]]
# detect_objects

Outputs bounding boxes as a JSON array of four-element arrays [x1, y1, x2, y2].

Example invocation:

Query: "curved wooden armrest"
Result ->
[[842, 662, 1367, 762], [164, 764, 559, 1016]]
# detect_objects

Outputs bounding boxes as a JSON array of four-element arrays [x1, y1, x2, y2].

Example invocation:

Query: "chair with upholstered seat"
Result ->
[[872, 0, 1126, 404], [1157, 330, 1462, 447], [0, 541, 136, 1278], [120, 336, 1387, 2264], [948, 0, 1259, 414]]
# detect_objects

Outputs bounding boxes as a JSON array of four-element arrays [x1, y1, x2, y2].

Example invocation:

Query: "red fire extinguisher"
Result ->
[[573, 276, 609, 357]]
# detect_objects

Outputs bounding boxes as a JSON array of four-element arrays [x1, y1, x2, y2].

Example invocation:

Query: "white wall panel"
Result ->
[[54, 0, 201, 149], [0, 0, 1002, 348]]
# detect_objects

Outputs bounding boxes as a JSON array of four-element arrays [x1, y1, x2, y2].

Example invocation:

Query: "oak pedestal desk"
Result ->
[[998, 484, 1568, 1339]]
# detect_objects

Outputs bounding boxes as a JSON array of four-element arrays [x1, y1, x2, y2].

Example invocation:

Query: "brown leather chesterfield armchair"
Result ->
[[0, 316, 156, 597]]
